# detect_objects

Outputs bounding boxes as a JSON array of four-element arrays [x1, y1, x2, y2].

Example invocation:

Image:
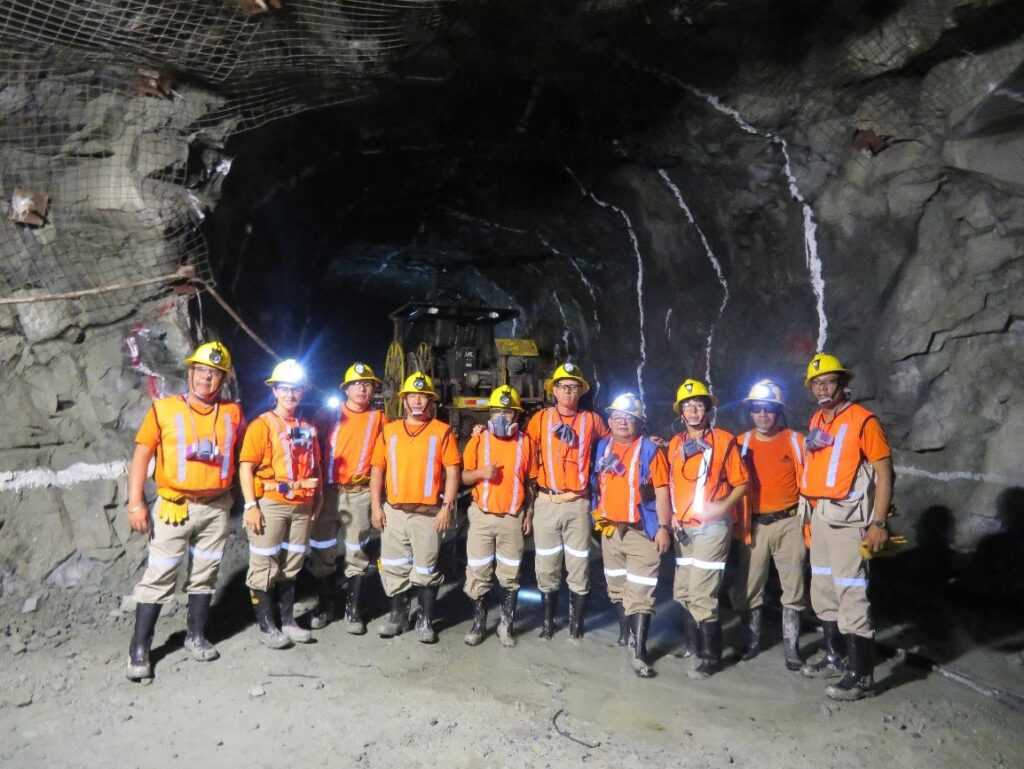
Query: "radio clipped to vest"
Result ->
[[186, 437, 222, 464], [682, 435, 712, 459], [805, 428, 835, 452]]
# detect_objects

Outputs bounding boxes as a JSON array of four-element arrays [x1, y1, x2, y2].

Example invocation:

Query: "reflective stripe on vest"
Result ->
[[175, 412, 187, 482], [789, 431, 803, 466], [327, 408, 378, 482], [598, 438, 641, 522], [423, 435, 438, 498], [544, 408, 558, 492], [388, 434, 399, 494], [542, 408, 589, 493], [220, 411, 233, 481], [825, 424, 848, 489], [740, 431, 751, 458], [480, 432, 526, 515], [266, 413, 295, 482]]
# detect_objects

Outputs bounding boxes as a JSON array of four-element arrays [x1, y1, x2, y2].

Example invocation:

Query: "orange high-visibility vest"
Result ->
[[800, 403, 879, 500], [376, 419, 459, 506], [467, 431, 533, 515], [529, 407, 605, 494], [325, 406, 387, 484], [252, 412, 319, 502], [667, 428, 748, 531], [150, 396, 242, 494]]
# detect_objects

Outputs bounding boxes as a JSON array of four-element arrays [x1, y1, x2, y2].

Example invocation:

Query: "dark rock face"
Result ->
[[1, 0, 1022, 590]]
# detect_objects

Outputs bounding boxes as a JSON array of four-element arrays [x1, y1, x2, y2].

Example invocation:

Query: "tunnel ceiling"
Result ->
[[1, 0, 1023, 587]]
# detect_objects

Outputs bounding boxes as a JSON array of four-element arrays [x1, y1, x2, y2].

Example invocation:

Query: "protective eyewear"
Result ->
[[275, 385, 304, 395], [680, 401, 708, 412], [749, 403, 782, 415], [556, 383, 583, 393], [810, 377, 840, 388], [192, 364, 224, 378]]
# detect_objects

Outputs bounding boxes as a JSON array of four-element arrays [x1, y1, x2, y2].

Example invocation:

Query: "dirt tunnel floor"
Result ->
[[3, 574, 1024, 769]]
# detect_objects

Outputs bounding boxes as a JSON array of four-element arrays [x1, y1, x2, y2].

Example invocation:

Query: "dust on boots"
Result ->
[[125, 602, 162, 681], [250, 588, 293, 649], [183, 593, 219, 662]]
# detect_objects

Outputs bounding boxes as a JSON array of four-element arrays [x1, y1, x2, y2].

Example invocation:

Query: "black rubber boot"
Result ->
[[615, 602, 629, 647], [464, 596, 488, 646], [539, 591, 557, 640], [344, 574, 367, 635], [629, 613, 656, 678], [800, 620, 846, 678], [416, 586, 439, 644], [782, 607, 803, 671], [184, 593, 218, 662], [673, 607, 699, 658], [250, 588, 292, 649], [309, 575, 337, 630], [826, 634, 876, 701], [378, 591, 410, 638], [741, 607, 763, 661], [497, 589, 518, 648], [277, 579, 312, 643], [568, 591, 586, 640], [125, 602, 162, 681], [692, 620, 722, 678]]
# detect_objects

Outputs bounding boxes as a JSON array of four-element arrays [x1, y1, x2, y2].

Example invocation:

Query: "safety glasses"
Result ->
[[749, 403, 782, 414]]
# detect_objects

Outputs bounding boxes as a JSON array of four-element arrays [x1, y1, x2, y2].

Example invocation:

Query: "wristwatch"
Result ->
[[658, 524, 672, 531], [871, 519, 888, 530], [243, 501, 258, 511]]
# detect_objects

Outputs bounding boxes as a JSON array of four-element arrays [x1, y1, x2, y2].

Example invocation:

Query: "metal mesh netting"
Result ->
[[0, 1, 445, 326]]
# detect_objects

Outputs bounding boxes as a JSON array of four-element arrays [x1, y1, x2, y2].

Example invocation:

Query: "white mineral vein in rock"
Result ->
[[680, 85, 827, 352], [552, 292, 572, 355], [565, 166, 647, 401], [658, 169, 728, 385], [0, 461, 127, 492], [540, 235, 603, 399], [994, 87, 1024, 105], [664, 307, 673, 341], [894, 465, 1024, 486]]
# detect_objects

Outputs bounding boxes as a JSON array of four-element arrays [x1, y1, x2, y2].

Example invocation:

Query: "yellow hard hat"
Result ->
[[184, 341, 232, 375], [673, 378, 719, 412], [341, 362, 381, 388], [606, 392, 646, 422], [488, 385, 522, 411], [743, 379, 786, 407], [265, 359, 307, 388], [398, 371, 437, 398], [804, 353, 854, 389], [544, 362, 590, 395]]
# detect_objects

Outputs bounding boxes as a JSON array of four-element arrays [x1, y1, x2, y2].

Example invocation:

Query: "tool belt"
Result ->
[[537, 487, 585, 503], [753, 505, 799, 526]]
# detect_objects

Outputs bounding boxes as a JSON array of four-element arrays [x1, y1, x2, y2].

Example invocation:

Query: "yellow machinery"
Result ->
[[382, 302, 548, 441]]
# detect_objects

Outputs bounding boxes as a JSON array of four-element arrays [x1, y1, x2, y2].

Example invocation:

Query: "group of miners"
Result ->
[[124, 341, 893, 703]]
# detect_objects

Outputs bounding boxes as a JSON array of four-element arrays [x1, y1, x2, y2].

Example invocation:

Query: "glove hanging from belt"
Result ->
[[860, 534, 907, 560], [156, 487, 189, 525], [591, 510, 616, 538]]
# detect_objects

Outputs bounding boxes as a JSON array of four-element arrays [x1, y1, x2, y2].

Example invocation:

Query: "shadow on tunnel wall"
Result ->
[[871, 488, 1024, 665]]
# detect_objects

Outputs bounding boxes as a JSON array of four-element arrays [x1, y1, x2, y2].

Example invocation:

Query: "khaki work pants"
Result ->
[[380, 503, 442, 596], [245, 498, 313, 592], [673, 520, 731, 623], [306, 486, 374, 579], [731, 514, 807, 612], [532, 495, 592, 595], [601, 527, 660, 615], [809, 508, 873, 638], [133, 493, 233, 605], [463, 503, 525, 599]]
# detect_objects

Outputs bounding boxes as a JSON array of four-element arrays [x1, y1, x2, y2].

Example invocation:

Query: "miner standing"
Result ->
[[667, 378, 748, 677], [370, 371, 460, 643], [307, 363, 388, 633], [461, 385, 536, 647], [591, 393, 671, 677], [526, 362, 610, 641], [124, 342, 243, 681], [799, 353, 893, 701], [729, 379, 807, 671], [239, 359, 322, 649]]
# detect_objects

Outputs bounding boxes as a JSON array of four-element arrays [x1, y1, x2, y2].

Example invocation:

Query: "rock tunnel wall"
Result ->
[[0, 1, 1022, 601]]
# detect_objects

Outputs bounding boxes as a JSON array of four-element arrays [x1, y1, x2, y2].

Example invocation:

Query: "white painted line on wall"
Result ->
[[0, 461, 127, 492]]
